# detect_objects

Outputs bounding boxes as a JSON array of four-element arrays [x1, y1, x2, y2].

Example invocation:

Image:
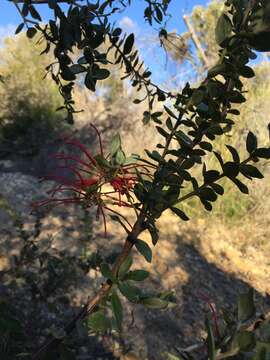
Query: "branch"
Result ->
[[31, 209, 146, 359]]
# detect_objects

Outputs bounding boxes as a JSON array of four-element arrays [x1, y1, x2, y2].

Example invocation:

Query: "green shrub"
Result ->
[[0, 34, 65, 155]]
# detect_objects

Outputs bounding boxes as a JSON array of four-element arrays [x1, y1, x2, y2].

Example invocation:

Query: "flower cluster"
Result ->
[[32, 124, 152, 236]]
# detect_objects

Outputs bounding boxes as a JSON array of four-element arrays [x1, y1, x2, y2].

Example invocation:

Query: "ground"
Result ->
[[0, 154, 269, 360]]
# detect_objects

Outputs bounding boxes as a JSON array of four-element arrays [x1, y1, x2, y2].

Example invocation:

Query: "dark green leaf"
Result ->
[[239, 66, 255, 78], [208, 63, 227, 78], [246, 132, 257, 154], [238, 288, 255, 322], [135, 239, 152, 263], [211, 183, 224, 195], [237, 331, 256, 352], [93, 68, 110, 80], [115, 149, 126, 165], [223, 162, 239, 178], [29, 6, 42, 21], [204, 170, 220, 183], [156, 126, 169, 139], [118, 255, 133, 280], [100, 263, 115, 282], [88, 310, 110, 332], [85, 71, 96, 91], [123, 33, 134, 55], [125, 270, 149, 281], [231, 178, 249, 194], [240, 164, 264, 179], [170, 207, 189, 221], [70, 64, 86, 74], [118, 282, 141, 303], [111, 291, 123, 330], [254, 148, 270, 159], [140, 297, 168, 309], [205, 317, 216, 360], [15, 23, 24, 34], [213, 151, 224, 168], [164, 105, 178, 119], [200, 141, 213, 152], [26, 27, 37, 39], [199, 187, 218, 202], [226, 145, 240, 163], [215, 13, 232, 46], [110, 134, 121, 156]]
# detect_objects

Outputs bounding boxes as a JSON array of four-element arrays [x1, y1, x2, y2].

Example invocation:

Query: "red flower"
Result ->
[[32, 124, 152, 236]]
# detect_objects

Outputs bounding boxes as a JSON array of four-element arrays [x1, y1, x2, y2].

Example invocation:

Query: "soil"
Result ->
[[0, 151, 269, 360]]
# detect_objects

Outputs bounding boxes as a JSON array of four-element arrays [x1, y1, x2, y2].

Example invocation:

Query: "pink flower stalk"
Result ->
[[32, 124, 150, 236], [198, 291, 221, 339]]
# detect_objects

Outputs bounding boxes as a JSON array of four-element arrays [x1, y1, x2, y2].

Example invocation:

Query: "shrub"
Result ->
[[0, 34, 65, 156]]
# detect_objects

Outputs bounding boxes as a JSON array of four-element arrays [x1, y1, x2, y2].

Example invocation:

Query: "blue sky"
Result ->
[[0, 0, 208, 85], [0, 0, 207, 34]]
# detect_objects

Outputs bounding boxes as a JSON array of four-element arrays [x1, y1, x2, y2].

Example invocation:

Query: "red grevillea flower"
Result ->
[[32, 124, 152, 236]]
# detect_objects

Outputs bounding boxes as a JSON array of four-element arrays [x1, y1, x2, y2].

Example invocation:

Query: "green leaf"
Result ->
[[111, 291, 123, 331], [190, 89, 205, 106], [211, 183, 224, 195], [215, 13, 232, 46], [200, 141, 213, 152], [170, 207, 189, 221], [115, 149, 126, 165], [26, 27, 37, 39], [205, 317, 216, 360], [125, 270, 149, 281], [231, 178, 249, 194], [147, 223, 159, 246], [223, 162, 239, 178], [145, 150, 164, 163], [140, 297, 168, 309], [203, 170, 220, 183], [100, 263, 115, 283], [254, 148, 270, 159], [156, 126, 169, 139], [238, 288, 255, 322], [88, 310, 110, 332], [70, 64, 86, 75], [246, 132, 257, 154], [29, 5, 42, 21], [85, 71, 96, 91], [208, 63, 227, 78], [135, 239, 152, 263], [94, 154, 111, 168], [240, 164, 264, 179], [118, 282, 141, 303], [239, 66, 255, 78], [199, 187, 218, 202], [110, 134, 121, 156], [15, 23, 24, 34], [93, 68, 110, 80], [118, 255, 133, 280], [226, 145, 240, 163], [164, 105, 178, 119], [123, 33, 134, 54], [237, 331, 256, 352]]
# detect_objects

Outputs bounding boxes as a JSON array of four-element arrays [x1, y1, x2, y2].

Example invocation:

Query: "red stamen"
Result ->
[[64, 138, 97, 166], [89, 123, 104, 157]]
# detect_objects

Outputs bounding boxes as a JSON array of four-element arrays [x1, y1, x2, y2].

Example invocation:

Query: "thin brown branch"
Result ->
[[31, 209, 146, 359]]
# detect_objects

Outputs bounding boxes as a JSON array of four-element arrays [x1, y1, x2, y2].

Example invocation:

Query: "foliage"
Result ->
[[4, 0, 270, 358], [190, 0, 224, 66], [0, 34, 65, 156], [168, 289, 270, 360]]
